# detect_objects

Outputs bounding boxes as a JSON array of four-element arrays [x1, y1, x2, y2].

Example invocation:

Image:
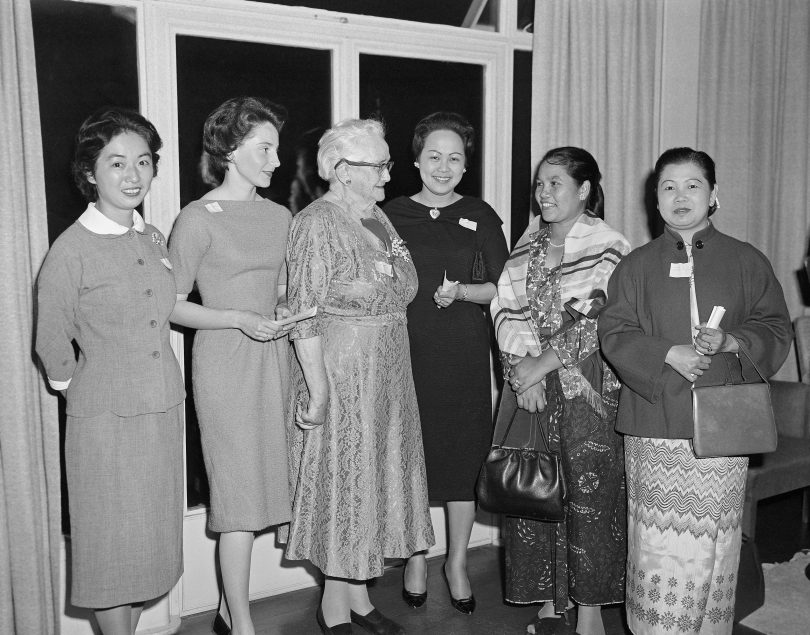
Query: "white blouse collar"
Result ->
[[77, 202, 145, 235]]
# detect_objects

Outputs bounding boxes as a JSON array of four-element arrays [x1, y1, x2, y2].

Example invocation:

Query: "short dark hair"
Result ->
[[202, 96, 287, 184], [72, 108, 162, 201], [539, 146, 604, 219], [653, 147, 718, 214], [412, 111, 475, 161]]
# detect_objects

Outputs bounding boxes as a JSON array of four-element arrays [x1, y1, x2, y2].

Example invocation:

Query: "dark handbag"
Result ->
[[691, 345, 777, 458], [476, 403, 567, 521]]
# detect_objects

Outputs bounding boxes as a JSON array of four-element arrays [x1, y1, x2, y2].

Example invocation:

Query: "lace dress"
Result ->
[[284, 199, 435, 579]]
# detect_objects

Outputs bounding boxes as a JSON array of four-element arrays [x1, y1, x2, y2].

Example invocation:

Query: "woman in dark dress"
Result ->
[[385, 111, 508, 614]]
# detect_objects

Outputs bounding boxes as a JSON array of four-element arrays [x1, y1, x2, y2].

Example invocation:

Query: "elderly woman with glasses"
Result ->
[[283, 118, 434, 635]]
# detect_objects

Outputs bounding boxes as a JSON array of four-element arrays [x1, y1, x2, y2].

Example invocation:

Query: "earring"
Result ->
[[413, 162, 419, 168], [579, 193, 587, 200], [463, 169, 467, 173]]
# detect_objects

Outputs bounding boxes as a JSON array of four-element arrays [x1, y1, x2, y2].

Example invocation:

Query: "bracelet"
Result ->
[[460, 283, 469, 302]]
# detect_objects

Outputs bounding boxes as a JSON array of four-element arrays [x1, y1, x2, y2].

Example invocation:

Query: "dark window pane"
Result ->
[[359, 55, 483, 204], [518, 0, 535, 33], [176, 36, 331, 508], [31, 0, 139, 535], [31, 0, 139, 244], [511, 50, 533, 246], [175, 36, 331, 210]]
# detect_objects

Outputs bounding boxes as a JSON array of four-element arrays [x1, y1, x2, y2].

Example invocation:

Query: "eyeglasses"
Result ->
[[335, 158, 394, 175]]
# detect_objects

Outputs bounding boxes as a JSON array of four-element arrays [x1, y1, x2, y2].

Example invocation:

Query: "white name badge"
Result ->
[[204, 202, 223, 213], [669, 262, 692, 278], [459, 218, 477, 231], [375, 260, 394, 277]]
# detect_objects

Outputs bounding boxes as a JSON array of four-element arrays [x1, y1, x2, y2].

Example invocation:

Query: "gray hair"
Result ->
[[317, 118, 386, 182]]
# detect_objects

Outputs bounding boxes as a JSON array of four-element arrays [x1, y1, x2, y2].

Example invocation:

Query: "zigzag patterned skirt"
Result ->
[[625, 436, 747, 634]]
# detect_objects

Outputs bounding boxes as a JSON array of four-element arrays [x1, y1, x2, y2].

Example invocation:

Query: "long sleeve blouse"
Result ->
[[598, 223, 792, 439], [36, 204, 184, 417]]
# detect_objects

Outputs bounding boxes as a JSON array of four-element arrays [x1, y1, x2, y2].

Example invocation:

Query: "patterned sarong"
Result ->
[[625, 435, 748, 634]]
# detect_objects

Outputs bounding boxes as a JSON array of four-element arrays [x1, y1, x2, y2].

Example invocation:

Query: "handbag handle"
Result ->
[[496, 398, 552, 453], [727, 343, 770, 386]]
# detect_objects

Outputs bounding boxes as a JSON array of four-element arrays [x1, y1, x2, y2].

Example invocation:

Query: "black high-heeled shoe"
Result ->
[[350, 608, 405, 635], [212, 612, 230, 635], [316, 606, 355, 634], [401, 560, 427, 608], [443, 563, 476, 615]]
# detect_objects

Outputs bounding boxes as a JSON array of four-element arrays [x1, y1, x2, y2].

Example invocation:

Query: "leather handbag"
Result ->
[[691, 346, 777, 458], [476, 403, 567, 522]]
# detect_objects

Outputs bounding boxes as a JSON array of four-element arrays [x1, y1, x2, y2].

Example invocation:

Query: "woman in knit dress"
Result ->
[[36, 108, 184, 634], [169, 96, 293, 635], [599, 147, 792, 634], [491, 147, 630, 635], [384, 111, 508, 614]]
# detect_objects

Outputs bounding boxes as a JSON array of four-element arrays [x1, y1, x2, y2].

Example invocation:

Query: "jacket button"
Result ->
[[146, 289, 153, 296], [152, 351, 160, 359], [150, 320, 158, 328], [137, 258, 145, 265]]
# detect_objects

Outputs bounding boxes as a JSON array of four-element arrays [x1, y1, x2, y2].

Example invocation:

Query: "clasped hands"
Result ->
[[239, 305, 294, 342], [433, 283, 460, 309], [666, 323, 727, 382], [507, 355, 547, 413]]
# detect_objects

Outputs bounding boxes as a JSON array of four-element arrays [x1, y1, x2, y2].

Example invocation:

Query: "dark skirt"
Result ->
[[502, 371, 627, 611]]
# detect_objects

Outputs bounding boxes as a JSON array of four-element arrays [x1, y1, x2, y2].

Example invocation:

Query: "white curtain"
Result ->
[[697, 0, 810, 327], [531, 0, 663, 248], [0, 0, 61, 633]]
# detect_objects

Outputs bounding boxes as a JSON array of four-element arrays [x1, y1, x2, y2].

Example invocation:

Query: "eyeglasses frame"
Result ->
[[334, 157, 394, 175]]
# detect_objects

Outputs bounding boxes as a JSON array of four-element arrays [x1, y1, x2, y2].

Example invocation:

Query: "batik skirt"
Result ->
[[503, 371, 627, 612]]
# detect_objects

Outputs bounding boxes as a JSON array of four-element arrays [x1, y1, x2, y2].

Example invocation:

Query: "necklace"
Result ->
[[548, 240, 565, 248]]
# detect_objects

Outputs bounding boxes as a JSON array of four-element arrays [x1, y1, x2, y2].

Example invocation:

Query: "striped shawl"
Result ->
[[491, 213, 630, 402]]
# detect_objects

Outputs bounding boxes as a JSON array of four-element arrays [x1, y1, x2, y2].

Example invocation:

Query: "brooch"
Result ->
[[151, 232, 163, 245]]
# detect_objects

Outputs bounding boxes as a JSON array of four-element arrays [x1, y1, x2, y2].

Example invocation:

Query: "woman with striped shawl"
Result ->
[[491, 147, 630, 635]]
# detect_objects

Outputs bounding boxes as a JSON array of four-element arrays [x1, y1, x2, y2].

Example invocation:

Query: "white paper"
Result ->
[[441, 270, 459, 293], [706, 305, 726, 329], [272, 306, 318, 327], [669, 262, 692, 278]]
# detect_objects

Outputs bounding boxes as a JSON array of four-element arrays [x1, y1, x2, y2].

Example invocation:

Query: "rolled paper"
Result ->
[[706, 306, 726, 329], [441, 269, 459, 294]]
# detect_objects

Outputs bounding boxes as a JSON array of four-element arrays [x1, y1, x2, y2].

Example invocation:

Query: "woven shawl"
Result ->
[[491, 213, 630, 401]]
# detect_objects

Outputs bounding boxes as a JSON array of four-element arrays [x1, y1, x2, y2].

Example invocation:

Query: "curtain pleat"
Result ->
[[0, 0, 61, 633], [697, 0, 810, 372], [531, 0, 663, 248]]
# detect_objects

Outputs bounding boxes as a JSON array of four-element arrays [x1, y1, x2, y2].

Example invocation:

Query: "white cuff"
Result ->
[[48, 376, 71, 391]]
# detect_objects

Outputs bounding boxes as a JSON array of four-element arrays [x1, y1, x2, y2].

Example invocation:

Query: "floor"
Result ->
[[178, 490, 809, 635]]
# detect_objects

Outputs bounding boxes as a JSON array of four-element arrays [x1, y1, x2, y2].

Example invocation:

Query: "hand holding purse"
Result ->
[[691, 345, 777, 458], [476, 402, 567, 521]]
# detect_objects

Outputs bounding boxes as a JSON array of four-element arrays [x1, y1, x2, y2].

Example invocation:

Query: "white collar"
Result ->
[[78, 202, 145, 235]]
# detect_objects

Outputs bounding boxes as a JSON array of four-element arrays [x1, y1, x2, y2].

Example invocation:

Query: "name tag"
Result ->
[[205, 202, 223, 213], [375, 260, 394, 277], [459, 218, 477, 231], [160, 258, 173, 270], [669, 262, 692, 278]]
